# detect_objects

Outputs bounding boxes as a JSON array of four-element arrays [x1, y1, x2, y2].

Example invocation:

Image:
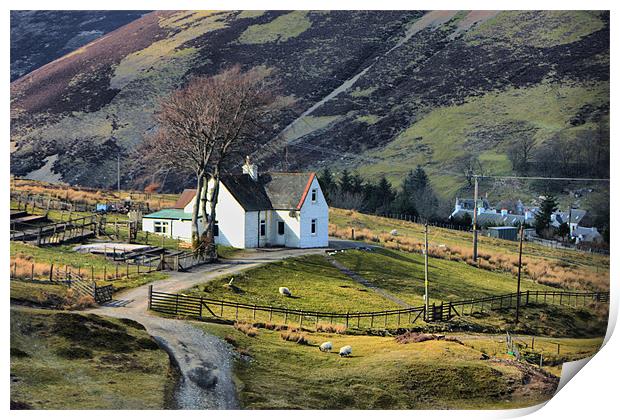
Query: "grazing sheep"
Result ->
[[339, 345, 352, 357], [319, 341, 333, 352], [390, 229, 398, 236], [279, 287, 292, 297]]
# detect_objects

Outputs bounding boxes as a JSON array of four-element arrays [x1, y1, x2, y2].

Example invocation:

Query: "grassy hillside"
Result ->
[[10, 11, 608, 193], [199, 322, 560, 409], [10, 308, 172, 409], [329, 208, 609, 292]]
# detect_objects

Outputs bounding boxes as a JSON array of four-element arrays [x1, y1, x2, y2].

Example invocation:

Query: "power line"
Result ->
[[473, 175, 609, 182]]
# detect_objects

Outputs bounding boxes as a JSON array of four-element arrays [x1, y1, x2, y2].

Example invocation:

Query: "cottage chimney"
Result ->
[[524, 209, 532, 220], [500, 208, 508, 217], [242, 156, 258, 181]]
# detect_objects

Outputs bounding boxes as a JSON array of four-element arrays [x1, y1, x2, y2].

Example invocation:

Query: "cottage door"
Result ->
[[275, 220, 286, 246]]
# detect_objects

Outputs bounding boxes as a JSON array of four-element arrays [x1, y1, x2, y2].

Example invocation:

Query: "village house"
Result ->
[[142, 159, 329, 249], [449, 197, 602, 243]]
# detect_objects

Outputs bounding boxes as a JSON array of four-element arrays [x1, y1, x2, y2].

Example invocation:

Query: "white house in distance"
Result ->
[[142, 189, 204, 242], [142, 159, 329, 249]]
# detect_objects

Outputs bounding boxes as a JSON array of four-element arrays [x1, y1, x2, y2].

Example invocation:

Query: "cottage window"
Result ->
[[154, 221, 169, 234], [214, 221, 219, 237], [311, 188, 317, 202], [260, 220, 266, 236], [311, 219, 317, 235], [278, 221, 285, 235]]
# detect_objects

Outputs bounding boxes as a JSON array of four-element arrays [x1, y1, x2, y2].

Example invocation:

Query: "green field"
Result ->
[[10, 308, 172, 409], [332, 248, 554, 305], [185, 254, 396, 313], [198, 322, 559, 409]]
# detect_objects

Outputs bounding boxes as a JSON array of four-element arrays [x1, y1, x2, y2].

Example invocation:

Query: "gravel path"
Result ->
[[88, 241, 358, 409]]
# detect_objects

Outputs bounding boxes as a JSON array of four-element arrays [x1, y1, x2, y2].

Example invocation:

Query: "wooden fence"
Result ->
[[10, 214, 101, 245], [148, 287, 609, 328], [160, 250, 211, 271], [426, 290, 609, 322], [10, 258, 159, 285]]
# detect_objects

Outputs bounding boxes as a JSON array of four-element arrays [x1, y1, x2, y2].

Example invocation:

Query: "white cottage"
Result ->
[[142, 160, 329, 248], [142, 189, 205, 242]]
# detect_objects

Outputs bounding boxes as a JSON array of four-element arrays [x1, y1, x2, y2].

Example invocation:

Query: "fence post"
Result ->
[[371, 314, 374, 328], [49, 263, 54, 282], [284, 309, 288, 324], [115, 263, 119, 279], [31, 263, 35, 281], [299, 311, 304, 328], [175, 294, 179, 315], [199, 297, 203, 319], [148, 285, 153, 310], [526, 290, 530, 306], [253, 304, 257, 320], [235, 303, 239, 320], [91, 266, 95, 282], [103, 266, 107, 281]]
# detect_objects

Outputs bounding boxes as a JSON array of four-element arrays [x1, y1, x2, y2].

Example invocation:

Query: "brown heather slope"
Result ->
[[11, 11, 171, 118], [10, 11, 609, 195]]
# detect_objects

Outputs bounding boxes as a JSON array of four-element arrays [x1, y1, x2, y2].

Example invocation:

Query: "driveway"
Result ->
[[88, 241, 356, 409]]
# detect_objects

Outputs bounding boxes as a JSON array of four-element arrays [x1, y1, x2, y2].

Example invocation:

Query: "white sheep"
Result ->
[[319, 341, 333, 352], [339, 345, 352, 357], [279, 287, 292, 297]]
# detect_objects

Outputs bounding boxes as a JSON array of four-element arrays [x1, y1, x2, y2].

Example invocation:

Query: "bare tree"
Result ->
[[508, 134, 536, 175], [140, 65, 281, 258]]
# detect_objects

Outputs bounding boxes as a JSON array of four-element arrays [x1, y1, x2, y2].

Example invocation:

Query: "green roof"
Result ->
[[143, 209, 196, 220]]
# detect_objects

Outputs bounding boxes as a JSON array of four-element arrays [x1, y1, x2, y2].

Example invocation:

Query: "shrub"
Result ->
[[280, 329, 308, 345], [315, 323, 347, 334], [234, 321, 258, 337]]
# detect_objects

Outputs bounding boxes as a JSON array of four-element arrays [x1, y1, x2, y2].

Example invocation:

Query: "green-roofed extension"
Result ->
[[143, 209, 197, 220]]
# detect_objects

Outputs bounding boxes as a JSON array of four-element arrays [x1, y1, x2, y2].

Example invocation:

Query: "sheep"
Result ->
[[319, 341, 333, 352], [279, 287, 292, 297], [339, 345, 352, 357]]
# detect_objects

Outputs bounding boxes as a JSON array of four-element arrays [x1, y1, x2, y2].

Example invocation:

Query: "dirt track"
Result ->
[[88, 241, 358, 409]]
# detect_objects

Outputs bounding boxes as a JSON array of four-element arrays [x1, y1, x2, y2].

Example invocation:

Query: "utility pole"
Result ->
[[472, 175, 479, 261], [117, 153, 121, 196], [424, 222, 429, 320], [515, 224, 524, 323]]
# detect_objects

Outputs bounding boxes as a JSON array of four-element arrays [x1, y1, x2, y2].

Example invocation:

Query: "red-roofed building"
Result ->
[[142, 158, 329, 248]]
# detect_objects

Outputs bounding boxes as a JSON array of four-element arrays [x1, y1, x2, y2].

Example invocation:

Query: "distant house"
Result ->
[[572, 226, 603, 244], [487, 226, 519, 241], [142, 189, 203, 242], [142, 158, 329, 248]]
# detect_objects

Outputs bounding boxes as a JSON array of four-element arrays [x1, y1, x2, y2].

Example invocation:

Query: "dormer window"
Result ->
[[311, 188, 317, 203]]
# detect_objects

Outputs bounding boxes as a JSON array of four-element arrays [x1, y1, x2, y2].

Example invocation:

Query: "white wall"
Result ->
[[245, 211, 259, 248], [298, 177, 329, 248], [275, 209, 301, 248], [142, 218, 195, 242], [204, 180, 247, 248]]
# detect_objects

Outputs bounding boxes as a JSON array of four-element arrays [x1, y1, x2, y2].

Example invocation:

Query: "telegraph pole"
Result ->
[[472, 175, 479, 261], [515, 224, 524, 323], [117, 153, 121, 196], [424, 222, 429, 320]]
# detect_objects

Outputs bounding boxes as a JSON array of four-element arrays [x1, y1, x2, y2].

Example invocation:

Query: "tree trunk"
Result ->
[[192, 172, 204, 248], [203, 170, 220, 261], [200, 173, 209, 226]]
